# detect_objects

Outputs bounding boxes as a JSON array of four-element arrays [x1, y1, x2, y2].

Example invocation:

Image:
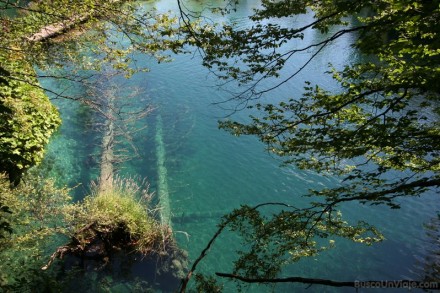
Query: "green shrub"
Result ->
[[0, 172, 71, 291], [0, 56, 61, 184]]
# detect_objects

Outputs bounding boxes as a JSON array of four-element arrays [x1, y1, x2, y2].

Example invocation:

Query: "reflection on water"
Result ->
[[56, 252, 183, 292], [412, 215, 440, 284]]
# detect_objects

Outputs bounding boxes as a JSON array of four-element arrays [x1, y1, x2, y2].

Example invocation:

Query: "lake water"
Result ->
[[39, 0, 439, 292]]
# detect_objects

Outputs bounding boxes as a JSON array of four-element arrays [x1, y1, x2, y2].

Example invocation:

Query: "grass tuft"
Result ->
[[65, 177, 171, 255]]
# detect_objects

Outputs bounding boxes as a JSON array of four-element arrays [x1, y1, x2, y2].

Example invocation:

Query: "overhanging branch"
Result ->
[[178, 202, 299, 293], [215, 272, 439, 289], [333, 177, 440, 205]]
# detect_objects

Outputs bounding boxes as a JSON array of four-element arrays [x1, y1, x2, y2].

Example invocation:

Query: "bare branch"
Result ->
[[215, 272, 438, 289]]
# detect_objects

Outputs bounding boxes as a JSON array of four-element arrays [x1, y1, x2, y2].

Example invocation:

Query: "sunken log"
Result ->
[[98, 96, 115, 193], [27, 14, 91, 42], [26, 0, 121, 42]]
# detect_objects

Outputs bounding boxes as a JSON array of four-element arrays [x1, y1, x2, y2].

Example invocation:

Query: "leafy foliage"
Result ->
[[0, 172, 71, 291], [214, 0, 440, 206], [0, 173, 178, 290], [187, 0, 440, 209], [0, 55, 61, 183], [184, 202, 383, 292], [0, 1, 191, 290], [0, 175, 13, 241], [0, 0, 188, 181], [225, 204, 381, 279], [179, 0, 440, 289], [1, 0, 186, 77]]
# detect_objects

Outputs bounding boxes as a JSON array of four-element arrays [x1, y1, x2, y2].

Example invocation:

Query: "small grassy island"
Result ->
[[44, 178, 187, 283], [40, 77, 188, 287]]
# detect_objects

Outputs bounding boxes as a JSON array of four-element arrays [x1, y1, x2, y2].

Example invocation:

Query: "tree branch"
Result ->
[[215, 272, 438, 289], [333, 177, 440, 205], [178, 202, 298, 293]]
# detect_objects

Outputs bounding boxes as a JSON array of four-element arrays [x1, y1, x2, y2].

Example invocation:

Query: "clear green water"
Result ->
[[39, 0, 439, 292]]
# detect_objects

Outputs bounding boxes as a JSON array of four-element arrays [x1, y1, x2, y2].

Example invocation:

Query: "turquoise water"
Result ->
[[39, 0, 439, 291]]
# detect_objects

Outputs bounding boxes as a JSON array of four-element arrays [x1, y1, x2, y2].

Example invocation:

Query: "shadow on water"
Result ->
[[57, 251, 185, 292], [411, 213, 440, 283]]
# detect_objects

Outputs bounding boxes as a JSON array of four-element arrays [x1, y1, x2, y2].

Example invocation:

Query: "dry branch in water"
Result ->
[[27, 14, 91, 42]]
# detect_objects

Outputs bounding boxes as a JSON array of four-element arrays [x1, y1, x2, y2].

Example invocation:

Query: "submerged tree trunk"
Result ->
[[26, 0, 121, 42], [41, 80, 188, 283], [155, 114, 172, 228], [98, 96, 115, 193], [27, 14, 91, 42]]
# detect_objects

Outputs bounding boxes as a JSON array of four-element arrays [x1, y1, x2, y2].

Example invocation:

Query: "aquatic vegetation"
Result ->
[[44, 177, 188, 286], [63, 177, 172, 256], [0, 172, 186, 290]]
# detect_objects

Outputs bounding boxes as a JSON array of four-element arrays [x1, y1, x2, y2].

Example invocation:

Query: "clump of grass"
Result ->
[[64, 177, 171, 255]]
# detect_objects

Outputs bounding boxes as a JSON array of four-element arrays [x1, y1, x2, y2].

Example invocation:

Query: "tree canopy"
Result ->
[[186, 0, 440, 201], [0, 0, 184, 182], [178, 0, 440, 290]]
